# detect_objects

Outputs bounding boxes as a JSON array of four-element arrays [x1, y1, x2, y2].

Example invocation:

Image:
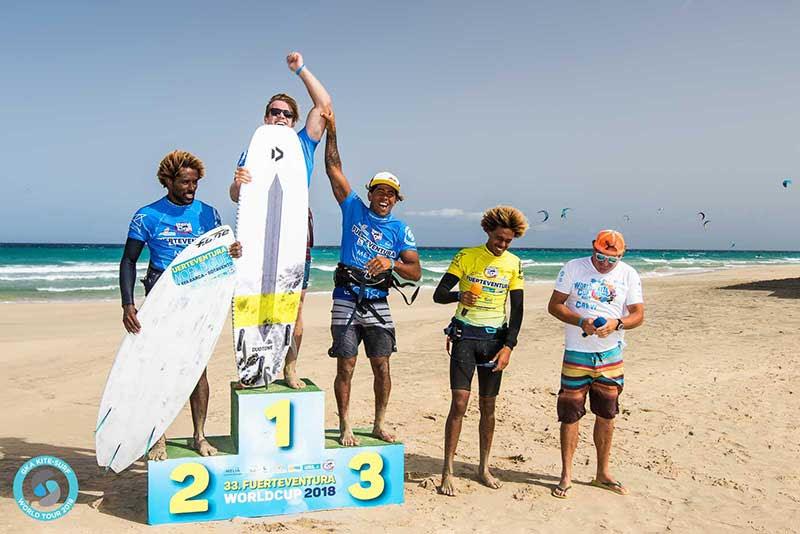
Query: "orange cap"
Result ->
[[469, 282, 483, 296], [593, 230, 626, 255]]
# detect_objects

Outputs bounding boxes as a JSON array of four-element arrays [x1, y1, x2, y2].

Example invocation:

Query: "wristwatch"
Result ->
[[615, 319, 625, 331]]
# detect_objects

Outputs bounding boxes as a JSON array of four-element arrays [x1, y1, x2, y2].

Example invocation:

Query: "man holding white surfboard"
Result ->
[[119, 150, 241, 461], [322, 107, 422, 446], [229, 51, 332, 390]]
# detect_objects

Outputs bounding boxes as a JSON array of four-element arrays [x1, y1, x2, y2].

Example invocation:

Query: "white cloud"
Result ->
[[406, 208, 483, 219]]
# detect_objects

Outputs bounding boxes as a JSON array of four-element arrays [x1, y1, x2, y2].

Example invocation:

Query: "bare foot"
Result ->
[[439, 473, 457, 496], [147, 435, 167, 461], [478, 469, 502, 489], [372, 426, 396, 443], [285, 374, 306, 389], [193, 438, 218, 457], [339, 428, 360, 447]]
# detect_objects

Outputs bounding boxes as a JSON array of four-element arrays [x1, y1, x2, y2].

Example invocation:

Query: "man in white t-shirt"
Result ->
[[547, 230, 645, 499]]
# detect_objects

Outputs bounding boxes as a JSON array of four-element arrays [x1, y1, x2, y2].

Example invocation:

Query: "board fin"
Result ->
[[95, 406, 112, 433], [236, 328, 245, 351], [144, 426, 156, 457], [283, 324, 291, 346], [105, 443, 122, 473]]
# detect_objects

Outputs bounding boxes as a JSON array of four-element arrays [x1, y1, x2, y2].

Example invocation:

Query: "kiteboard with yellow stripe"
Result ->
[[233, 125, 307, 387]]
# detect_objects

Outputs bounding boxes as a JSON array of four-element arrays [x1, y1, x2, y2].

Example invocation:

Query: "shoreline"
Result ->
[[4, 241, 800, 253], [1, 261, 798, 304]]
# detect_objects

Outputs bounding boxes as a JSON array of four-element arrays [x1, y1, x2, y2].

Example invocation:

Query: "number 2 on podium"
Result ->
[[169, 463, 209, 514], [264, 399, 291, 448]]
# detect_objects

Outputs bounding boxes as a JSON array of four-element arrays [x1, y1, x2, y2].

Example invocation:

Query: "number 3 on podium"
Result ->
[[347, 452, 385, 500]]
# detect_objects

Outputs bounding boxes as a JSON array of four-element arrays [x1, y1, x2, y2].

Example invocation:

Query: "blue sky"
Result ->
[[1, 1, 798, 249]]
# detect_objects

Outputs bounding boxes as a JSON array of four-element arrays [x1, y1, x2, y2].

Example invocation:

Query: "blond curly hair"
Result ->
[[480, 206, 529, 238], [156, 150, 205, 187]]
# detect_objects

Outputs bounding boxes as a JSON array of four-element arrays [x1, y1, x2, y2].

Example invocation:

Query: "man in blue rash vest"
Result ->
[[229, 51, 332, 390], [321, 107, 421, 446], [120, 150, 241, 461]]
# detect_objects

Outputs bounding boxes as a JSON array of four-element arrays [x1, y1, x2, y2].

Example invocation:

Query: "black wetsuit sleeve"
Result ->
[[504, 289, 524, 349], [433, 273, 461, 304], [120, 238, 145, 306]]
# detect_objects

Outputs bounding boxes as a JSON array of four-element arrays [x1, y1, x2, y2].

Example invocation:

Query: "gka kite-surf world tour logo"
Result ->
[[13, 455, 78, 521]]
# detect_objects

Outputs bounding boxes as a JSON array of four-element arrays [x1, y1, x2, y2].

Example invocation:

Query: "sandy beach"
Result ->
[[1, 265, 799, 533]]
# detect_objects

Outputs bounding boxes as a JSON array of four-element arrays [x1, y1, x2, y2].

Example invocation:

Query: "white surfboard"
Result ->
[[96, 226, 236, 473], [233, 125, 308, 387]]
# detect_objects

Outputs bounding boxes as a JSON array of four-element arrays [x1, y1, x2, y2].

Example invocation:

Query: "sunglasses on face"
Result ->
[[268, 108, 295, 119], [595, 252, 620, 264]]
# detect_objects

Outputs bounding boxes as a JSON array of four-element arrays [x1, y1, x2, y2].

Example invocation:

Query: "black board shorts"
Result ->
[[449, 338, 504, 397]]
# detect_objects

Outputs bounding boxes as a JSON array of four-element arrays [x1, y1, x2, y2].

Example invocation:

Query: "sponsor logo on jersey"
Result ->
[[371, 229, 383, 242], [351, 224, 396, 258], [404, 227, 416, 247], [484, 266, 499, 278], [466, 275, 509, 290], [176, 222, 193, 234]]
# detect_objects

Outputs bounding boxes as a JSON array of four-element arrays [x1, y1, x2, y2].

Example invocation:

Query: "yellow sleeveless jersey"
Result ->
[[447, 245, 524, 328]]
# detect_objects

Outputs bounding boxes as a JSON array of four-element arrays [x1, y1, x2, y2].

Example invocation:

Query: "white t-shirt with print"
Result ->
[[554, 257, 643, 352]]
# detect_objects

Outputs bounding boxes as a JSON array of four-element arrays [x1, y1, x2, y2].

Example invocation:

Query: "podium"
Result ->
[[147, 380, 404, 525]]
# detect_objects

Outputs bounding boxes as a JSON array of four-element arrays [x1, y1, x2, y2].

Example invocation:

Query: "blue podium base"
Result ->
[[147, 380, 404, 525]]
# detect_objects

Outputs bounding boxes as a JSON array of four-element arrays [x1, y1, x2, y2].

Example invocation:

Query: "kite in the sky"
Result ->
[[537, 210, 549, 222], [560, 208, 571, 219], [657, 208, 664, 215], [697, 211, 707, 221], [783, 178, 793, 189], [703, 220, 711, 229], [623, 215, 631, 223], [730, 242, 736, 248]]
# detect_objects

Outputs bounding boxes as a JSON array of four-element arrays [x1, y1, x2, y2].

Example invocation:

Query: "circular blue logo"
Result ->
[[13, 455, 79, 521]]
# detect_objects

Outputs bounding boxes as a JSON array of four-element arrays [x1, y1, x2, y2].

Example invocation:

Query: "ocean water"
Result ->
[[1, 243, 799, 302]]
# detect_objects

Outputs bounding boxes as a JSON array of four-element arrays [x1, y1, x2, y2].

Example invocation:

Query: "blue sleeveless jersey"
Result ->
[[334, 191, 417, 300], [127, 196, 222, 271]]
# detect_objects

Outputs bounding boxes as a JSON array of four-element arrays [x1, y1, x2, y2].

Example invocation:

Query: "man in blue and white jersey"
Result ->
[[322, 107, 421, 447], [120, 149, 241, 461], [229, 51, 332, 390]]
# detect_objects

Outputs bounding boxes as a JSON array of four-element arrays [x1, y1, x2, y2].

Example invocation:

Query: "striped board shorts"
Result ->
[[557, 344, 624, 423], [330, 298, 394, 328], [329, 298, 396, 358]]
